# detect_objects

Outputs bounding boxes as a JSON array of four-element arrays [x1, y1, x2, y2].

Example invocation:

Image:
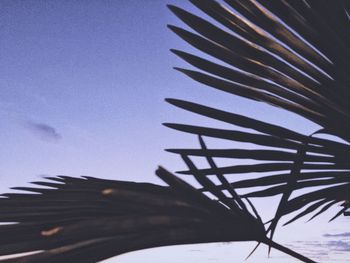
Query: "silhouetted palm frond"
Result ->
[[0, 167, 315, 262], [166, 0, 350, 235]]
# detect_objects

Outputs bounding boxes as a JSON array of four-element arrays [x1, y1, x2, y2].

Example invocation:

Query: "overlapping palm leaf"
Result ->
[[1, 168, 309, 262], [166, 0, 350, 234]]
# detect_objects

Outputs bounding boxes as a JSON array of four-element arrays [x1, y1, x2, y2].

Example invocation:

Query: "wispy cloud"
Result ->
[[323, 232, 350, 252], [26, 121, 62, 142], [324, 232, 350, 238], [326, 240, 350, 251], [288, 233, 350, 262]]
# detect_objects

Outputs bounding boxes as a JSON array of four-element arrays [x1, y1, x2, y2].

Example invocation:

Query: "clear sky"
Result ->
[[0, 0, 349, 262]]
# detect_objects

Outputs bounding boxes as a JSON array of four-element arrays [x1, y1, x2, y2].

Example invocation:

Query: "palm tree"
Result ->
[[1, 0, 349, 262]]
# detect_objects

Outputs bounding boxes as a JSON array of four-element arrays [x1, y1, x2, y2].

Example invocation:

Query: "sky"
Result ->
[[0, 0, 349, 262]]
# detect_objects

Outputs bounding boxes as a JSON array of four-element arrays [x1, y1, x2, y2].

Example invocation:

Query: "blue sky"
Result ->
[[0, 0, 349, 262]]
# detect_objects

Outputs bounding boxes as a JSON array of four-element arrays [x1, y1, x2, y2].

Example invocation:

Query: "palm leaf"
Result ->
[[0, 168, 316, 262], [167, 0, 350, 231]]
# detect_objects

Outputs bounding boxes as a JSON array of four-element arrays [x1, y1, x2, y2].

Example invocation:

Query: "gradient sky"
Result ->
[[0, 1, 349, 262]]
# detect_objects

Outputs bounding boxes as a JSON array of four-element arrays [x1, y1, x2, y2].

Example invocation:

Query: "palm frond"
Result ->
[[0, 167, 288, 262], [167, 0, 350, 231]]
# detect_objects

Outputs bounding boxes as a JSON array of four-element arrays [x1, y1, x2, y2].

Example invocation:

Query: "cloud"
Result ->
[[26, 121, 62, 142], [288, 237, 350, 262], [326, 240, 350, 251], [323, 232, 350, 252], [324, 232, 350, 238]]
